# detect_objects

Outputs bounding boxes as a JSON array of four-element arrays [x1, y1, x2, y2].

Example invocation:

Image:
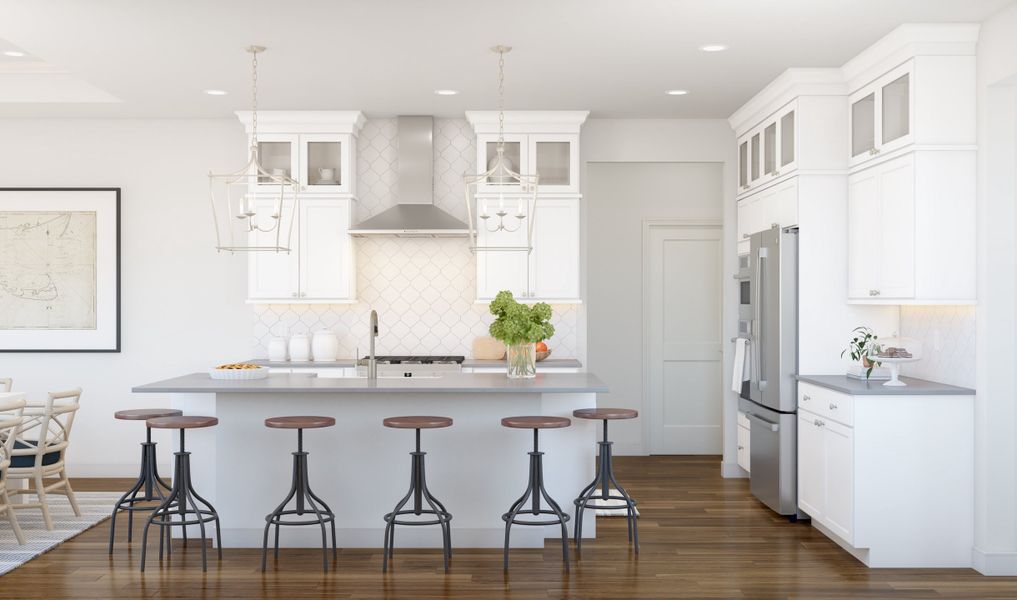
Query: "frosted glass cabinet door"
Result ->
[[738, 140, 749, 191], [477, 133, 527, 193], [750, 132, 761, 183], [529, 134, 579, 193], [878, 65, 913, 155], [850, 92, 876, 162], [253, 133, 299, 193], [779, 109, 796, 172], [763, 122, 777, 178], [300, 133, 351, 194]]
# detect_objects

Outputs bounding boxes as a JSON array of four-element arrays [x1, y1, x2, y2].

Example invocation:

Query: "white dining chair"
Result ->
[[6, 388, 82, 529], [0, 393, 27, 544]]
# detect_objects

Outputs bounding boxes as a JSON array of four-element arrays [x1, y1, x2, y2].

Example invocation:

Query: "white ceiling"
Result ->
[[0, 0, 1011, 119]]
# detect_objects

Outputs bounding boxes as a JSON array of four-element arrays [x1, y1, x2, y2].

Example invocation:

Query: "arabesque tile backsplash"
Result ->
[[899, 305, 976, 388], [251, 117, 579, 359]]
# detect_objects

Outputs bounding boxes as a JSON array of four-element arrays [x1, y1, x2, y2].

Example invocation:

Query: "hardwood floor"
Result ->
[[3, 456, 1015, 599]]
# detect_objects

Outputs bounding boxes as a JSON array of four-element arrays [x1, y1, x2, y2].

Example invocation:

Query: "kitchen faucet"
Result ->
[[368, 310, 379, 380]]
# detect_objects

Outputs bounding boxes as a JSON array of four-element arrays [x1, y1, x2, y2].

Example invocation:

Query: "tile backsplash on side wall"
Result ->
[[252, 117, 579, 359], [899, 305, 976, 388]]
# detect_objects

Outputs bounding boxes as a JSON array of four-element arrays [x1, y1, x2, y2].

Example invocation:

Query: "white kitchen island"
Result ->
[[132, 372, 607, 549]]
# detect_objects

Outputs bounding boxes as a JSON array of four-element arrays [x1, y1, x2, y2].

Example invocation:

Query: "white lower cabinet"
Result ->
[[736, 411, 751, 473], [796, 381, 973, 567], [248, 197, 356, 303]]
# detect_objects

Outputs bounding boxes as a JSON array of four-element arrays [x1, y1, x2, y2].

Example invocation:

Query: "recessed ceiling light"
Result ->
[[434, 89, 459, 96], [699, 44, 728, 52], [204, 89, 228, 96], [3, 50, 26, 57], [665, 89, 689, 96]]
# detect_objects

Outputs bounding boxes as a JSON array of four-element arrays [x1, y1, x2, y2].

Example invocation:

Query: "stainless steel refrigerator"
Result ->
[[738, 226, 799, 517]]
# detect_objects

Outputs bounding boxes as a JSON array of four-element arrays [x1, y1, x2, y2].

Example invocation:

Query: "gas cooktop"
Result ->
[[359, 355, 465, 365]]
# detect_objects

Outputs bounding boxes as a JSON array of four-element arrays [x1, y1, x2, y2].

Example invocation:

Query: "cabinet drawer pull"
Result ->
[[829, 403, 838, 410], [737, 445, 744, 451], [869, 289, 881, 297], [802, 394, 811, 402], [814, 419, 825, 427]]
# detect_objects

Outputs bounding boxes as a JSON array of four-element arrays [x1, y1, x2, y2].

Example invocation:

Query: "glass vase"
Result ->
[[506, 342, 537, 379]]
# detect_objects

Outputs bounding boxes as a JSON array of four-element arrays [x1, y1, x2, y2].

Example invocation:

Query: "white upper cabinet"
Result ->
[[735, 99, 807, 198], [248, 197, 357, 303], [238, 111, 364, 304], [467, 111, 588, 303], [849, 62, 913, 167], [236, 111, 365, 195]]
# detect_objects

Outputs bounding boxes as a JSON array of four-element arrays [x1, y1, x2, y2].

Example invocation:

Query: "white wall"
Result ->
[[973, 0, 1017, 575], [580, 119, 737, 458], [0, 118, 251, 475]]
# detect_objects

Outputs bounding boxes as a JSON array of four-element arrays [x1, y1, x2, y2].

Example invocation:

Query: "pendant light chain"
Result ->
[[250, 47, 259, 151], [497, 47, 505, 146]]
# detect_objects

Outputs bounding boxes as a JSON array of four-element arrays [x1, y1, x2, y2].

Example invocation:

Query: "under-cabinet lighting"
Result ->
[[3, 50, 26, 57], [699, 44, 728, 52], [204, 89, 228, 96], [434, 89, 459, 96], [665, 89, 689, 96]]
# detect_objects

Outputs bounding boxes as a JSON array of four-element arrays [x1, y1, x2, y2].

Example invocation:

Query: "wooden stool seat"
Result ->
[[115, 408, 182, 421], [501, 416, 571, 429], [383, 416, 453, 429], [146, 416, 218, 429], [265, 416, 336, 429], [573, 408, 639, 420]]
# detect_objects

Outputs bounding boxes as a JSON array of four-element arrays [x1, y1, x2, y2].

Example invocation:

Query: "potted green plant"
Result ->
[[841, 326, 882, 378], [488, 291, 555, 379]]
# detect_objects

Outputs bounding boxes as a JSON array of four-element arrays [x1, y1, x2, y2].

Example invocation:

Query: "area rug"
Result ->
[[0, 492, 119, 576]]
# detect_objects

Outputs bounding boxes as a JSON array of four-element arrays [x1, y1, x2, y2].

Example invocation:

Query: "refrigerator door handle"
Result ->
[[745, 411, 779, 432], [755, 247, 768, 391]]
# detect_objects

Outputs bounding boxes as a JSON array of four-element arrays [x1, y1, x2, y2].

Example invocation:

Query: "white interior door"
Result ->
[[644, 222, 723, 454]]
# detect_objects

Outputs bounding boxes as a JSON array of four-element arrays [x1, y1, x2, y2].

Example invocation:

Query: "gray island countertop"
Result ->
[[798, 375, 975, 396], [133, 371, 608, 394], [246, 358, 583, 369]]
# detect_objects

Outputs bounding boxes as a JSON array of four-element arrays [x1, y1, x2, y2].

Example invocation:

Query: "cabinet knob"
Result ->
[[829, 403, 838, 410], [814, 419, 825, 427], [869, 289, 881, 297], [802, 394, 810, 402], [737, 445, 744, 450]]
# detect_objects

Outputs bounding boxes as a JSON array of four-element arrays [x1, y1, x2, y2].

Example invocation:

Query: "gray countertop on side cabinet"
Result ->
[[133, 371, 607, 394], [246, 358, 583, 369], [797, 375, 975, 396]]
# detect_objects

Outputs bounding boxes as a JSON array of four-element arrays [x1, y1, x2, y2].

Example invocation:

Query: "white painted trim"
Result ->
[[640, 219, 724, 454], [466, 110, 590, 134], [728, 68, 846, 134], [841, 23, 979, 92], [973, 547, 1017, 576], [721, 461, 749, 479], [235, 110, 367, 135], [611, 442, 645, 456]]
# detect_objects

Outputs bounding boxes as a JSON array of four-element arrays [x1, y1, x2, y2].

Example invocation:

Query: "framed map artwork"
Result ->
[[0, 188, 120, 352]]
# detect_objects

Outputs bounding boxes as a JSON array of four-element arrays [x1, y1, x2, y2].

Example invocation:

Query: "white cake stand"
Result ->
[[873, 356, 920, 386]]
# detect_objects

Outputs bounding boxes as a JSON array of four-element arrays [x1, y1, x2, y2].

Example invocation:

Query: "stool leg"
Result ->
[[262, 460, 298, 572], [503, 452, 537, 571], [295, 451, 330, 572], [141, 451, 184, 572], [535, 454, 570, 572], [415, 454, 450, 572], [382, 468, 415, 572], [305, 486, 338, 560], [108, 469, 145, 554]]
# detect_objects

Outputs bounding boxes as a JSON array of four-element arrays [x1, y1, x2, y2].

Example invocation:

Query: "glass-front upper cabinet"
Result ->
[[300, 133, 352, 194], [738, 140, 749, 190], [849, 61, 913, 168], [750, 131, 761, 184], [477, 133, 528, 193], [778, 108, 796, 172], [529, 134, 579, 193], [254, 134, 299, 192], [764, 122, 777, 178]]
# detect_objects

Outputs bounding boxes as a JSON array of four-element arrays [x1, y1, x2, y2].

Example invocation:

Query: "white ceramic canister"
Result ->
[[311, 330, 339, 362], [267, 337, 288, 362], [288, 334, 311, 362]]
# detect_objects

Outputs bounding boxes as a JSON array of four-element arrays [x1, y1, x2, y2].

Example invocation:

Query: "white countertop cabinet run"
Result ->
[[796, 381, 974, 567]]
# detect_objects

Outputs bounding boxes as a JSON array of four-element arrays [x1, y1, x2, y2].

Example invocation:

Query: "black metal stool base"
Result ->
[[383, 429, 452, 573], [573, 420, 639, 555], [109, 430, 174, 554], [502, 429, 570, 572], [261, 433, 337, 573], [140, 429, 222, 572]]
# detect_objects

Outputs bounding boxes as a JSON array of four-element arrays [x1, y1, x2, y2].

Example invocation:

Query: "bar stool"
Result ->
[[572, 408, 639, 554], [261, 416, 338, 573], [381, 416, 453, 573], [501, 415, 572, 572], [140, 416, 222, 572], [108, 408, 182, 554]]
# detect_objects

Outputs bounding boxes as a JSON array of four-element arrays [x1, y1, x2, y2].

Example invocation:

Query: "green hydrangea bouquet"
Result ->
[[488, 291, 554, 378]]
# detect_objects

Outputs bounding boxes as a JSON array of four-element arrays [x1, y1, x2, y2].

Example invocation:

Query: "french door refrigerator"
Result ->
[[738, 226, 799, 517]]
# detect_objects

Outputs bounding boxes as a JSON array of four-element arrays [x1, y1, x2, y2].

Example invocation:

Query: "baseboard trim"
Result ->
[[721, 461, 749, 479], [973, 547, 1017, 575], [612, 443, 645, 456]]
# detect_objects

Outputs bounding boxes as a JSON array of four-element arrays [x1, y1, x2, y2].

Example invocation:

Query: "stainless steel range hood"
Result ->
[[349, 116, 469, 237]]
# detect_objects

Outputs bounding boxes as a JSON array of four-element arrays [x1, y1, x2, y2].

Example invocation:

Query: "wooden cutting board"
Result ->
[[472, 336, 506, 360]]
